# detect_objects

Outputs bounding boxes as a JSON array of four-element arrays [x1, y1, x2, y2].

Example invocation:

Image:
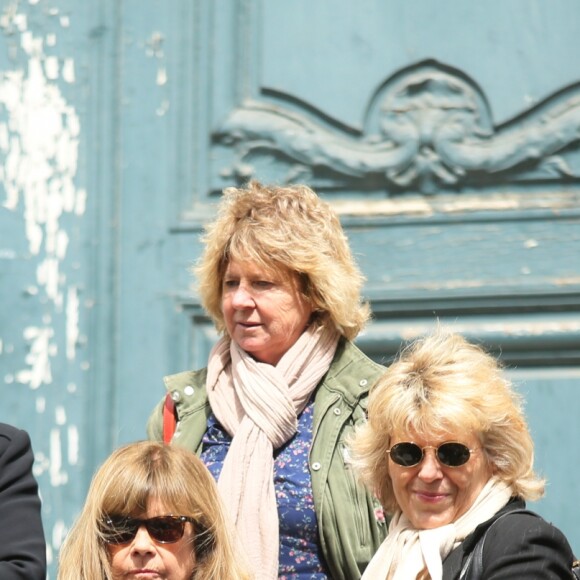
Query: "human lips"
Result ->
[[235, 320, 261, 328], [413, 489, 450, 503]]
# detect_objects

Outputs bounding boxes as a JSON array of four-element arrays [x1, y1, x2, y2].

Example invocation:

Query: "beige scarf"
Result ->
[[206, 324, 340, 580], [361, 477, 513, 580]]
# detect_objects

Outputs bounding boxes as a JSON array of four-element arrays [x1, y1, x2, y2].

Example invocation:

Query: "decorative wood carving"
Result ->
[[215, 60, 580, 193]]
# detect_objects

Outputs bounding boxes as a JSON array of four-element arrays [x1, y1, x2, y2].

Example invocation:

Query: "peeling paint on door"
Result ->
[[1, 3, 87, 573], [1, 6, 85, 387]]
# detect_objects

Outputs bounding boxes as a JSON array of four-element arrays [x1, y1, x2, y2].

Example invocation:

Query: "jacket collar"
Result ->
[[316, 337, 384, 407], [459, 497, 525, 553]]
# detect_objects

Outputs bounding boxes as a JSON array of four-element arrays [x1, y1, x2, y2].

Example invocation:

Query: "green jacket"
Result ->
[[147, 338, 388, 579]]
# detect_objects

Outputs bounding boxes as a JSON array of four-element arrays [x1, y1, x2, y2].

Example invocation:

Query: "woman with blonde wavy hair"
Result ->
[[147, 181, 387, 579], [58, 441, 250, 580], [350, 330, 577, 580]]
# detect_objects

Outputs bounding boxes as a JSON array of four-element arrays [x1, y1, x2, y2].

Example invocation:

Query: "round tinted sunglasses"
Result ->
[[101, 515, 195, 544], [387, 441, 478, 468]]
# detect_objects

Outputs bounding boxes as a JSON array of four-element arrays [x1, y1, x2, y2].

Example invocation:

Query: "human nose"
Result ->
[[416, 449, 443, 482], [231, 284, 254, 309], [130, 525, 155, 554]]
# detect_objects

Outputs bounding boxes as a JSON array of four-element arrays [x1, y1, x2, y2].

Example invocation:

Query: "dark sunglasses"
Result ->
[[101, 515, 195, 544], [387, 441, 477, 468]]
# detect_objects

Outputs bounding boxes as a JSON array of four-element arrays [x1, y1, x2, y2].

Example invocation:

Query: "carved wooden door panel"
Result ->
[[2, 2, 579, 576], [162, 1, 580, 549]]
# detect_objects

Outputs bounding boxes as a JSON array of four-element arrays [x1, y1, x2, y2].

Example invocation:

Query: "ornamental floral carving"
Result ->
[[215, 61, 580, 193]]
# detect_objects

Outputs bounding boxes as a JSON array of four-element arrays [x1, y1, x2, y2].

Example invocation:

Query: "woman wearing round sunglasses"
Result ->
[[350, 330, 577, 580], [58, 441, 250, 580]]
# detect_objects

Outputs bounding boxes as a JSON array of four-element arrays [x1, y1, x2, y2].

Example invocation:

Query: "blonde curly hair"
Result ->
[[350, 330, 545, 514], [196, 180, 369, 340]]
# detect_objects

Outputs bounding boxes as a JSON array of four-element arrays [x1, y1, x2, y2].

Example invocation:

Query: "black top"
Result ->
[[442, 498, 575, 579], [0, 423, 47, 579]]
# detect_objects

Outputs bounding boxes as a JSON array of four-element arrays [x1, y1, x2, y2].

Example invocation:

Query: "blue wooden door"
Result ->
[[1, 1, 579, 576]]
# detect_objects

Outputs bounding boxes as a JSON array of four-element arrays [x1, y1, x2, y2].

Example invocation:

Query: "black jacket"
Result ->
[[442, 498, 575, 579], [0, 423, 47, 579]]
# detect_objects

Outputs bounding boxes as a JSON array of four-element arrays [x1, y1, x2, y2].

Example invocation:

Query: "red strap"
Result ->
[[163, 392, 177, 444]]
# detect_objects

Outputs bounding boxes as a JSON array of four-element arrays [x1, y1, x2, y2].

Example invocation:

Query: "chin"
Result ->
[[413, 513, 454, 529]]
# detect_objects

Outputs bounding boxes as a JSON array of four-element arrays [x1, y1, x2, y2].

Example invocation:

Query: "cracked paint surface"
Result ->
[[1, 1, 84, 571]]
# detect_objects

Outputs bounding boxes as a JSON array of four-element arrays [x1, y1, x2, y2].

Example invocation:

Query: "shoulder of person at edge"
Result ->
[[0, 422, 47, 580]]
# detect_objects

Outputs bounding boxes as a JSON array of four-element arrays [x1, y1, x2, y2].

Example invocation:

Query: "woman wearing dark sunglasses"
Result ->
[[58, 441, 250, 580], [350, 330, 577, 580]]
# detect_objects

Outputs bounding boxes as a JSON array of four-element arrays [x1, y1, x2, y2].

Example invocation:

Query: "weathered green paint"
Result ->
[[1, 1, 579, 577]]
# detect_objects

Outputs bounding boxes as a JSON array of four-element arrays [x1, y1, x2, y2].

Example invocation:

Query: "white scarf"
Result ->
[[206, 324, 340, 580], [361, 477, 513, 580]]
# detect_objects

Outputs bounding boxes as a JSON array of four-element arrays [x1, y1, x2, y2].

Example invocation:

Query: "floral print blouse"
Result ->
[[201, 398, 329, 579]]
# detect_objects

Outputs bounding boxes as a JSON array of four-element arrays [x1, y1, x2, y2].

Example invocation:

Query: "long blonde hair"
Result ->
[[58, 441, 251, 579]]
